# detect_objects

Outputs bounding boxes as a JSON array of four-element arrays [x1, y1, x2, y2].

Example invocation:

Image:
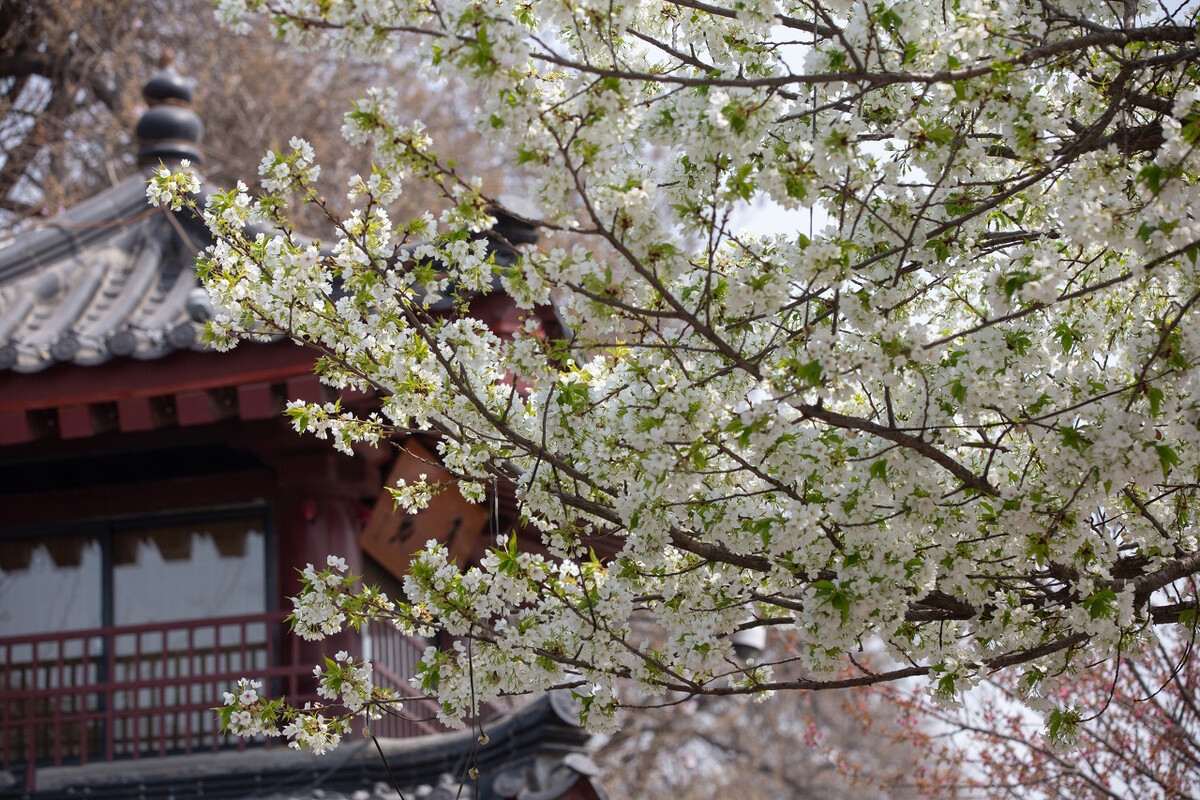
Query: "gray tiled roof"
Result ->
[[0, 168, 544, 377], [0, 172, 213, 373], [26, 694, 603, 800], [0, 54, 535, 379]]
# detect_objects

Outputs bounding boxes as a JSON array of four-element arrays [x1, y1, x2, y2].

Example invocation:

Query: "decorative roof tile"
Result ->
[[0, 175, 213, 373], [0, 54, 212, 375], [0, 57, 539, 377]]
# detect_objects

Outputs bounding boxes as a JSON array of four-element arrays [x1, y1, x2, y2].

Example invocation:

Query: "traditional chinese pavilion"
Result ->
[[0, 63, 605, 800]]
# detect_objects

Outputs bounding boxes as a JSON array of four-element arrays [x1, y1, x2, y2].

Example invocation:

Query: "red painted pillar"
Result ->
[[274, 451, 371, 699]]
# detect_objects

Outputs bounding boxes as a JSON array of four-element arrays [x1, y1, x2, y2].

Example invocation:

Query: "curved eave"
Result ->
[[26, 694, 605, 800], [0, 172, 540, 377], [0, 170, 213, 374]]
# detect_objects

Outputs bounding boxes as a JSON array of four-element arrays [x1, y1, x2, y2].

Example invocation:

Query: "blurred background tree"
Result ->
[[593, 632, 957, 799], [0, 0, 510, 237], [880, 635, 1200, 800], [594, 691, 946, 799]]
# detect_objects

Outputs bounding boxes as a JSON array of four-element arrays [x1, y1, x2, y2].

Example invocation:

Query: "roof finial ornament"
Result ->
[[135, 53, 204, 167]]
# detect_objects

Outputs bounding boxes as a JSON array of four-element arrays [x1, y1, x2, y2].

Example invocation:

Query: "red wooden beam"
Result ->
[[0, 469, 277, 527], [0, 343, 317, 414], [117, 396, 156, 432], [237, 382, 276, 420], [57, 405, 94, 439], [0, 410, 32, 445], [285, 374, 323, 404], [175, 390, 214, 427]]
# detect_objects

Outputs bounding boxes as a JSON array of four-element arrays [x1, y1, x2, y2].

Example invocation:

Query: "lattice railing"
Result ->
[[0, 612, 491, 790], [0, 612, 310, 789]]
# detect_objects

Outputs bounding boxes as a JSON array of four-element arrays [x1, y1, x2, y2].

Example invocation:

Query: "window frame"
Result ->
[[0, 502, 276, 635]]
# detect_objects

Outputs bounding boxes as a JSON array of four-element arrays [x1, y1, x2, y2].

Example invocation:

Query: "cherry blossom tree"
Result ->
[[882, 632, 1200, 799], [152, 0, 1200, 749]]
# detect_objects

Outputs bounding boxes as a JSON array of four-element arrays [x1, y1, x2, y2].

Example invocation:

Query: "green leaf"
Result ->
[[945, 191, 975, 216], [726, 162, 756, 199], [1005, 330, 1033, 356], [1082, 587, 1118, 620], [795, 359, 823, 387], [1178, 607, 1198, 629], [1046, 707, 1082, 745], [813, 579, 852, 622], [1184, 117, 1200, 145], [1139, 164, 1166, 193], [722, 103, 749, 135], [924, 124, 956, 147], [1002, 270, 1035, 301], [1059, 425, 1091, 454], [1052, 322, 1079, 354], [1154, 443, 1179, 479], [873, 3, 904, 33], [945, 349, 967, 367], [1026, 535, 1051, 566], [1147, 386, 1164, 417], [950, 378, 967, 404]]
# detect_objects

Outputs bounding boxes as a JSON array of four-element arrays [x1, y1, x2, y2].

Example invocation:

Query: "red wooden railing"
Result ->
[[0, 613, 486, 790], [0, 612, 310, 788], [362, 620, 506, 739], [365, 619, 447, 738]]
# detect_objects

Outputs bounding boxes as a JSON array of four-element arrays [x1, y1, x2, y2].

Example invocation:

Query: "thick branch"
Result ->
[[794, 403, 1000, 496], [1130, 551, 1200, 606]]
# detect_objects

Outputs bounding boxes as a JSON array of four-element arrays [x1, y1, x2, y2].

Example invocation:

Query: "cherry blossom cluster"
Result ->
[[159, 0, 1200, 750], [279, 712, 350, 755], [219, 679, 282, 738], [216, 565, 401, 750], [288, 555, 406, 641], [314, 650, 384, 718]]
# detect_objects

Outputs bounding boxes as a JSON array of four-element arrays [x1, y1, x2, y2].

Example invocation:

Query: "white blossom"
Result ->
[[179, 0, 1200, 748]]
